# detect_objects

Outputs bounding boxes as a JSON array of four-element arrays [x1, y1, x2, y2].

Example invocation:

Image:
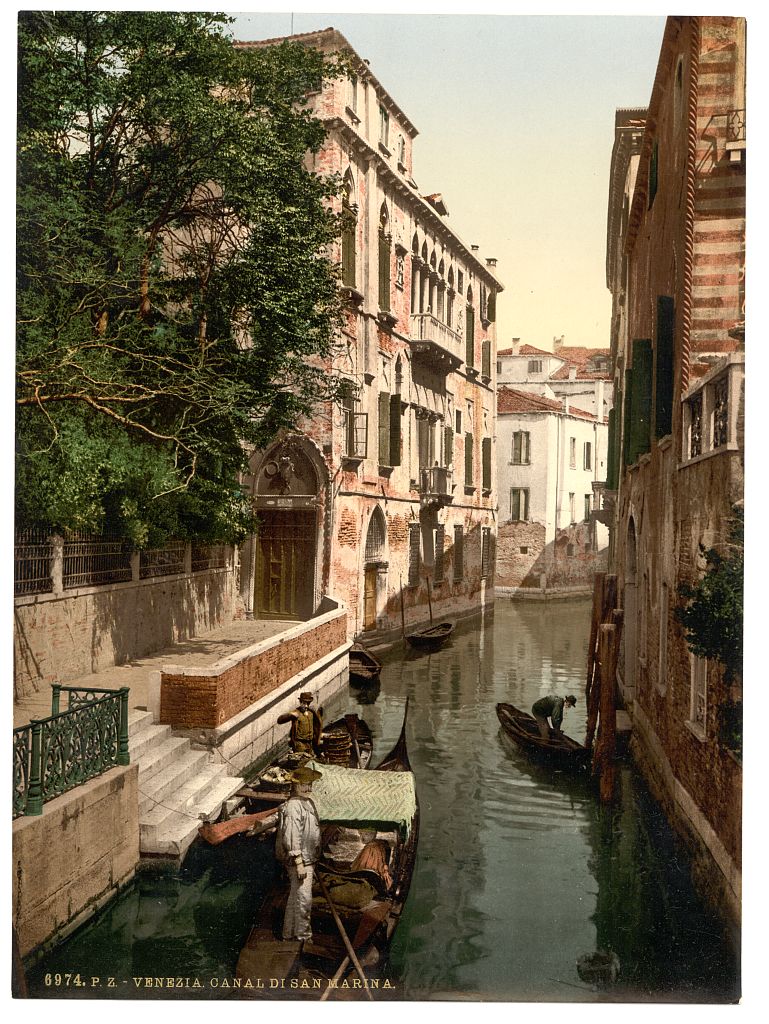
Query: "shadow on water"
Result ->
[[26, 600, 739, 1003]]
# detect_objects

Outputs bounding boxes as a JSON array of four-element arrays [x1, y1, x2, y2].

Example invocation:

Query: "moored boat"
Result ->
[[349, 644, 383, 686], [405, 620, 454, 651], [496, 702, 590, 771], [235, 701, 418, 997]]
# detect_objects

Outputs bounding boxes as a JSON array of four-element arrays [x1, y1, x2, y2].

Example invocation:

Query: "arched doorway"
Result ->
[[253, 439, 322, 620], [623, 516, 638, 700], [362, 507, 388, 632]]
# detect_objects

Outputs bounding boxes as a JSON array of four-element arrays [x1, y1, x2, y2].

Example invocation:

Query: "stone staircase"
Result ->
[[128, 709, 244, 861]]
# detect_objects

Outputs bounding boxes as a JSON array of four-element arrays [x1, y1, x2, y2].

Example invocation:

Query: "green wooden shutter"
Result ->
[[622, 369, 634, 467], [378, 231, 390, 310], [464, 432, 474, 486], [378, 391, 391, 464], [655, 296, 675, 438], [629, 339, 653, 462], [453, 525, 464, 581], [465, 306, 475, 366], [482, 436, 492, 490], [389, 393, 401, 465], [606, 407, 617, 490], [482, 339, 491, 378], [487, 290, 496, 324], [444, 426, 454, 465], [342, 202, 356, 288]]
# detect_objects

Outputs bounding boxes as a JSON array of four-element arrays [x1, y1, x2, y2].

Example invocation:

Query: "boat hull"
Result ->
[[496, 702, 590, 771]]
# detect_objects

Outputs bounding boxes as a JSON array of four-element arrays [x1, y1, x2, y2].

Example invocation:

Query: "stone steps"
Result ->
[[128, 711, 244, 862]]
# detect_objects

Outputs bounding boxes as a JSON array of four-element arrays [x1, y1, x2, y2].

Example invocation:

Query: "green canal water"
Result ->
[[26, 599, 739, 1003]]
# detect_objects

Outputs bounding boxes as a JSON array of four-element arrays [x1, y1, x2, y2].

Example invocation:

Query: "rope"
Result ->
[[680, 17, 700, 395]]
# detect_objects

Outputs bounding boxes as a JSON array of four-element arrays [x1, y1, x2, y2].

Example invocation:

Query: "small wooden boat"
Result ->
[[235, 700, 418, 997], [496, 702, 590, 771], [405, 620, 454, 650], [349, 644, 382, 686], [198, 714, 373, 846]]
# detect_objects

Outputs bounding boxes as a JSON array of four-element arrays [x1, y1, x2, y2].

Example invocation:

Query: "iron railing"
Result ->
[[139, 541, 186, 579], [63, 532, 132, 589], [727, 108, 745, 144], [14, 528, 53, 597], [13, 686, 129, 818], [191, 543, 230, 573]]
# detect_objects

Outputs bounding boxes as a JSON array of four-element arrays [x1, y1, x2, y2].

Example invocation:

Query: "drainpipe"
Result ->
[[680, 17, 700, 394]]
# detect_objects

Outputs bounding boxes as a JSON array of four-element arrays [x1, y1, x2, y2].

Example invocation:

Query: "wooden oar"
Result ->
[[319, 900, 390, 1000], [317, 874, 373, 1000]]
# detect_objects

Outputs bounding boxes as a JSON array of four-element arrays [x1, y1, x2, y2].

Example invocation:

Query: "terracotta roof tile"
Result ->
[[497, 387, 598, 421]]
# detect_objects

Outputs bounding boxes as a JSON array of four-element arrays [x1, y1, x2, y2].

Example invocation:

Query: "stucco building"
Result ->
[[605, 16, 745, 935], [236, 29, 503, 641]]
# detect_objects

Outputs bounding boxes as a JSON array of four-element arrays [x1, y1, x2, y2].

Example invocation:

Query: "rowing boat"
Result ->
[[349, 644, 383, 686], [405, 620, 454, 650], [235, 700, 418, 997], [496, 702, 590, 771]]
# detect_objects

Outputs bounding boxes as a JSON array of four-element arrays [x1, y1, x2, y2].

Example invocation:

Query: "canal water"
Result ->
[[26, 599, 739, 1003]]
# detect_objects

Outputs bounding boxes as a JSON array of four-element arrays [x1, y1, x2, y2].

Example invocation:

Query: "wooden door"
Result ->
[[256, 511, 315, 620], [363, 566, 378, 631]]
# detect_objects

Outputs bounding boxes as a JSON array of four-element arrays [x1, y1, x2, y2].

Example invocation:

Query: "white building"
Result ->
[[497, 338, 613, 419], [495, 386, 609, 595]]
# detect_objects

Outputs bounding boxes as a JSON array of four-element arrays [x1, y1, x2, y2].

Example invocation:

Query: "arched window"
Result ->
[[437, 259, 446, 322], [341, 171, 356, 288], [365, 507, 387, 563], [378, 205, 391, 311], [395, 355, 403, 395], [446, 266, 455, 328]]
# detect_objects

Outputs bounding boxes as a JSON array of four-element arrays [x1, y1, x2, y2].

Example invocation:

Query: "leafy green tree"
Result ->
[[17, 11, 346, 545], [676, 506, 743, 755]]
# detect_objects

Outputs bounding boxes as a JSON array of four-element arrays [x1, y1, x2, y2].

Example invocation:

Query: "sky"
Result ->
[[229, 11, 666, 352]]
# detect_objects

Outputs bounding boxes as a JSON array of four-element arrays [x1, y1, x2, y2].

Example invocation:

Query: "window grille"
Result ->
[[365, 509, 386, 563], [14, 528, 53, 597], [139, 541, 186, 579], [63, 532, 133, 589]]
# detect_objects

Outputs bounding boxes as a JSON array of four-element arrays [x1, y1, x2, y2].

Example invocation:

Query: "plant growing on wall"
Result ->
[[676, 505, 743, 758], [17, 11, 348, 545]]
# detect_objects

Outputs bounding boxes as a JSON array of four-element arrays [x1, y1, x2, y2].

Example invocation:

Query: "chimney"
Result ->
[[569, 365, 577, 381], [553, 335, 565, 352], [486, 257, 497, 267], [563, 397, 570, 416], [471, 244, 479, 251], [512, 337, 521, 354]]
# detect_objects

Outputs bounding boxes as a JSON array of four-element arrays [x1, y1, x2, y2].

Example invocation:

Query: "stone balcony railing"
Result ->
[[418, 465, 454, 510], [409, 313, 463, 373]]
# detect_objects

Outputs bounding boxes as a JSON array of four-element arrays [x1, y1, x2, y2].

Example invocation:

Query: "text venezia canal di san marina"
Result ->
[[44, 973, 394, 991]]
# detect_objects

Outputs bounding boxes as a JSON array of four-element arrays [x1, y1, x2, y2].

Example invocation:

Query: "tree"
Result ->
[[17, 11, 347, 545]]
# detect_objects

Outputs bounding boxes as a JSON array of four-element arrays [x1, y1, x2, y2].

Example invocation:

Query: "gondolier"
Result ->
[[277, 692, 323, 755], [274, 764, 323, 942], [531, 694, 577, 740]]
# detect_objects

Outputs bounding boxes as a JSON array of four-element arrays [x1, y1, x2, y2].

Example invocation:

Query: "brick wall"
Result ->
[[159, 611, 347, 730]]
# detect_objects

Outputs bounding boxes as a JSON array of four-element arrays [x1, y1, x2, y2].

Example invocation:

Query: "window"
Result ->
[[482, 437, 492, 491], [510, 488, 529, 521], [364, 508, 386, 563], [443, 425, 454, 466], [689, 655, 707, 735], [434, 525, 445, 583], [569, 492, 575, 524], [341, 173, 356, 288], [566, 543, 575, 557], [455, 410, 462, 435], [481, 527, 492, 579], [528, 359, 542, 374], [342, 394, 367, 458], [408, 522, 420, 586], [481, 339, 491, 378], [465, 295, 475, 367], [583, 441, 592, 471], [453, 525, 464, 581], [464, 432, 474, 487], [378, 207, 391, 311], [397, 135, 406, 166], [379, 105, 389, 148], [378, 392, 391, 466], [520, 546, 528, 554], [348, 74, 358, 114], [584, 494, 591, 522], [417, 414, 433, 470], [496, 360, 502, 375], [569, 437, 576, 469], [512, 431, 530, 465]]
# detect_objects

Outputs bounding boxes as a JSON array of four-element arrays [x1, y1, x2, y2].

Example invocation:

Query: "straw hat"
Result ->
[[290, 765, 323, 784]]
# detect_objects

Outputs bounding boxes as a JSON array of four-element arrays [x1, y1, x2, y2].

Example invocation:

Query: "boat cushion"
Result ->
[[307, 761, 416, 837]]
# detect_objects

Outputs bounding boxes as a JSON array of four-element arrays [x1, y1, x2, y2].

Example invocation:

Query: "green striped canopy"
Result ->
[[307, 760, 416, 837]]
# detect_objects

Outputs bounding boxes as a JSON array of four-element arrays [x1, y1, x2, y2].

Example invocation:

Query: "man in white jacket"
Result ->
[[274, 764, 323, 942]]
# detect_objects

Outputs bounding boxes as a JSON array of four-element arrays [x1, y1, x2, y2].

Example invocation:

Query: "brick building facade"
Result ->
[[236, 29, 502, 642], [605, 16, 745, 935]]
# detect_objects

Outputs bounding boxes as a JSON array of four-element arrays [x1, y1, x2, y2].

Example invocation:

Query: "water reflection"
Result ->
[[26, 598, 738, 1003]]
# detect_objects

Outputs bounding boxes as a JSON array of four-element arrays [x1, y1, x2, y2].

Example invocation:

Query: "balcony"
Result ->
[[418, 465, 454, 511], [409, 313, 462, 374], [726, 108, 745, 163]]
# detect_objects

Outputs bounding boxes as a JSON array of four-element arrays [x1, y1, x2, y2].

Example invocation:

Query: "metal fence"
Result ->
[[63, 532, 133, 589], [13, 686, 129, 818], [14, 528, 53, 597], [139, 540, 187, 579], [191, 543, 230, 573]]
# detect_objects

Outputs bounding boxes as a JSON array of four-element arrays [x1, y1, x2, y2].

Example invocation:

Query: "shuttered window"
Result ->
[[453, 525, 464, 581], [465, 305, 475, 367], [378, 392, 391, 465], [583, 441, 592, 471], [606, 407, 617, 490], [481, 527, 492, 579], [434, 525, 445, 583], [481, 339, 491, 378], [512, 431, 530, 465], [655, 296, 675, 438], [389, 393, 402, 466], [378, 229, 391, 310], [510, 488, 529, 521], [342, 199, 356, 288], [408, 522, 420, 587], [482, 436, 492, 491], [464, 432, 474, 487], [629, 338, 653, 463], [444, 426, 454, 465], [622, 368, 634, 467], [417, 415, 432, 469]]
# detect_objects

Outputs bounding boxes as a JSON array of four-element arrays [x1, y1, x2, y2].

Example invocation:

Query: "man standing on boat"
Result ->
[[275, 764, 323, 943], [532, 694, 577, 740], [277, 692, 323, 756]]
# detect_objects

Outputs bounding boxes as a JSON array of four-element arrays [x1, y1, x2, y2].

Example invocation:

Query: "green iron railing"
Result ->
[[13, 686, 130, 819]]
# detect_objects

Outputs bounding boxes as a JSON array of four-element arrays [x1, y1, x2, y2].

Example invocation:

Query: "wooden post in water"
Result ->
[[426, 576, 434, 624], [595, 623, 618, 803], [399, 574, 406, 638], [585, 573, 605, 702]]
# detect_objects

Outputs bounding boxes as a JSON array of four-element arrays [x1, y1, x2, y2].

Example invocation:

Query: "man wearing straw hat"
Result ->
[[275, 763, 323, 942]]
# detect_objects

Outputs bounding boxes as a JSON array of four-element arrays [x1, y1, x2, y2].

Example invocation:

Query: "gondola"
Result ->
[[405, 620, 454, 651], [496, 702, 590, 771], [235, 700, 418, 997], [198, 714, 373, 846], [349, 644, 383, 686]]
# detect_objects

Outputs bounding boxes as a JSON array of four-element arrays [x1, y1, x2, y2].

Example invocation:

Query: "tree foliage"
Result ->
[[17, 11, 347, 545]]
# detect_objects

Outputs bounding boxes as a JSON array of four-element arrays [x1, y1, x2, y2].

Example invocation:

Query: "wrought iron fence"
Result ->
[[13, 686, 129, 818], [727, 108, 745, 144], [139, 540, 186, 579], [63, 531, 133, 589], [14, 528, 53, 597], [191, 543, 230, 573]]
